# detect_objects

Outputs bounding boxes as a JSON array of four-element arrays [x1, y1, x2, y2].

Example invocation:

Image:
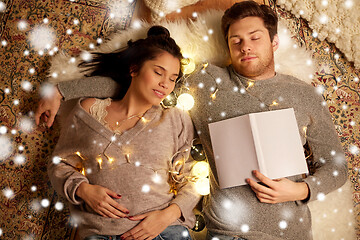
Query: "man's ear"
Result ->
[[272, 34, 279, 52]]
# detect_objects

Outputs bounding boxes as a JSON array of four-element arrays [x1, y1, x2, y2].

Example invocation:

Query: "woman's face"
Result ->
[[130, 51, 180, 106]]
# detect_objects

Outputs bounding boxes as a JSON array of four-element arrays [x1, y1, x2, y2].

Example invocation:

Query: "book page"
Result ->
[[209, 115, 259, 189], [251, 108, 308, 179]]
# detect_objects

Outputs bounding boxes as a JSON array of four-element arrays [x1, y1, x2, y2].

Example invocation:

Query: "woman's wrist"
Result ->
[[75, 182, 89, 199], [163, 204, 182, 222]]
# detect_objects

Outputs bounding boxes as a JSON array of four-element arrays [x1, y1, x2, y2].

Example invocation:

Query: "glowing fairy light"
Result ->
[[141, 117, 149, 123], [97, 38, 102, 44], [208, 29, 214, 34], [13, 99, 19, 105], [1, 40, 7, 46], [210, 88, 218, 100], [192, 12, 198, 18], [312, 31, 318, 38], [176, 93, 194, 110], [270, 101, 278, 106], [43, 18, 49, 24], [182, 58, 196, 74], [191, 161, 210, 178], [152, 172, 162, 184], [247, 81, 254, 89], [24, 50, 29, 56], [31, 186, 37, 192], [194, 178, 210, 195], [66, 29, 73, 35], [321, 0, 328, 6], [29, 68, 35, 74], [96, 155, 103, 169], [132, 20, 141, 29], [73, 19, 79, 25], [319, 14, 328, 24]]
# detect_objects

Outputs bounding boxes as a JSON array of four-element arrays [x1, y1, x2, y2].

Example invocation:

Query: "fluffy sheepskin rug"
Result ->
[[48, 10, 355, 240]]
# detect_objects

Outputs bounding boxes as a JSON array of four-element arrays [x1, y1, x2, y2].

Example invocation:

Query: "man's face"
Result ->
[[227, 16, 278, 80]]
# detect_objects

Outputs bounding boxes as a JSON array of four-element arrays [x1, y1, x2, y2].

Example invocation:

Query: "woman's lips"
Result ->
[[153, 89, 165, 98]]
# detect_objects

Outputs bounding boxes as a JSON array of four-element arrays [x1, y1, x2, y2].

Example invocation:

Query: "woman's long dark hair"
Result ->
[[79, 26, 183, 99]]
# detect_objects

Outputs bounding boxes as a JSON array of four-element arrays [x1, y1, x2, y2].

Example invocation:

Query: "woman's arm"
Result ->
[[35, 76, 119, 127]]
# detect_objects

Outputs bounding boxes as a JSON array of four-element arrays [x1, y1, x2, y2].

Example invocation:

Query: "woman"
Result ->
[[48, 26, 200, 240]]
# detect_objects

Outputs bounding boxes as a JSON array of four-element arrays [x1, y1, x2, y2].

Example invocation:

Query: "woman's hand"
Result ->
[[246, 170, 309, 203], [76, 182, 130, 218], [120, 204, 181, 240]]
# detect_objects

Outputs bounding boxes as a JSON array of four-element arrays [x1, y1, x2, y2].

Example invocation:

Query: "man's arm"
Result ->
[[35, 76, 120, 127]]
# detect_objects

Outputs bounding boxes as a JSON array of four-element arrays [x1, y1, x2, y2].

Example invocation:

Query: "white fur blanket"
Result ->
[[48, 10, 355, 240]]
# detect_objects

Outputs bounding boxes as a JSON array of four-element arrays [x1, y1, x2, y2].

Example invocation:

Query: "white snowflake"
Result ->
[[52, 156, 61, 164], [21, 80, 32, 92], [41, 199, 50, 208], [279, 220, 287, 229], [0, 126, 7, 134], [80, 51, 92, 62], [0, 135, 13, 161], [317, 192, 326, 201], [0, 1, 6, 12], [141, 184, 150, 193], [39, 82, 56, 99], [14, 154, 26, 164], [28, 25, 56, 51], [17, 20, 28, 31], [30, 186, 37, 192], [55, 201, 64, 211], [19, 116, 35, 133], [349, 145, 359, 155], [3, 187, 14, 199], [241, 224, 250, 233]]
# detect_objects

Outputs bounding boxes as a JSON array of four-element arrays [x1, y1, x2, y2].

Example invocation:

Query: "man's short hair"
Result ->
[[221, 1, 278, 42]]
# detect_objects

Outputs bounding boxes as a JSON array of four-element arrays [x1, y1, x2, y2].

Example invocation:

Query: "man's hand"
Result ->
[[246, 170, 309, 203], [76, 182, 130, 218], [35, 85, 63, 127], [121, 204, 181, 240]]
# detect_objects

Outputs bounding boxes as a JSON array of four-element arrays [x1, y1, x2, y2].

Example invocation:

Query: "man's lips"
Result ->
[[153, 89, 165, 98], [241, 56, 257, 61]]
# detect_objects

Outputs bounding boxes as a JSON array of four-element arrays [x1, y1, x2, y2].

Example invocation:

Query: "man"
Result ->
[[36, 1, 347, 239]]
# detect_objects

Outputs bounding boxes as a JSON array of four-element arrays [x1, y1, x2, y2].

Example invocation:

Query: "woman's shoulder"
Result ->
[[80, 98, 97, 113]]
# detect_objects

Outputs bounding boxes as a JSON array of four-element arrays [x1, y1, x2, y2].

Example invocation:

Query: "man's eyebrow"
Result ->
[[229, 29, 264, 39], [154, 65, 179, 76]]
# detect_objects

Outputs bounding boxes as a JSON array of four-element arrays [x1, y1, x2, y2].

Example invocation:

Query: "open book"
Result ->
[[208, 108, 308, 189]]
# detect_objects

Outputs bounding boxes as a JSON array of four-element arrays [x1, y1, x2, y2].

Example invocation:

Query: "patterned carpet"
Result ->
[[0, 0, 359, 239], [0, 0, 136, 239]]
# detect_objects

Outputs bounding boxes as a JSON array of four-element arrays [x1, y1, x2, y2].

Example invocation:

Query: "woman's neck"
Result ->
[[114, 92, 153, 118]]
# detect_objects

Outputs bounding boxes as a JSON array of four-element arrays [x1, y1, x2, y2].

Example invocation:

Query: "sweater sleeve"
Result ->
[[57, 76, 121, 101], [301, 87, 348, 202], [47, 107, 89, 205], [169, 109, 202, 228]]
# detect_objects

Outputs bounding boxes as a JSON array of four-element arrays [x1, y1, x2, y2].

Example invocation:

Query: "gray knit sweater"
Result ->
[[48, 99, 200, 239], [57, 64, 348, 240]]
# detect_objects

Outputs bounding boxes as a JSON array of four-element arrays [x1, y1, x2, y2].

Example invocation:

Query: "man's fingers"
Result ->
[[252, 170, 275, 188]]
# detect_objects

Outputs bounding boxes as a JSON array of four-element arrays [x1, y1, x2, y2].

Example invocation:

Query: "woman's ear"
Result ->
[[130, 65, 138, 77]]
